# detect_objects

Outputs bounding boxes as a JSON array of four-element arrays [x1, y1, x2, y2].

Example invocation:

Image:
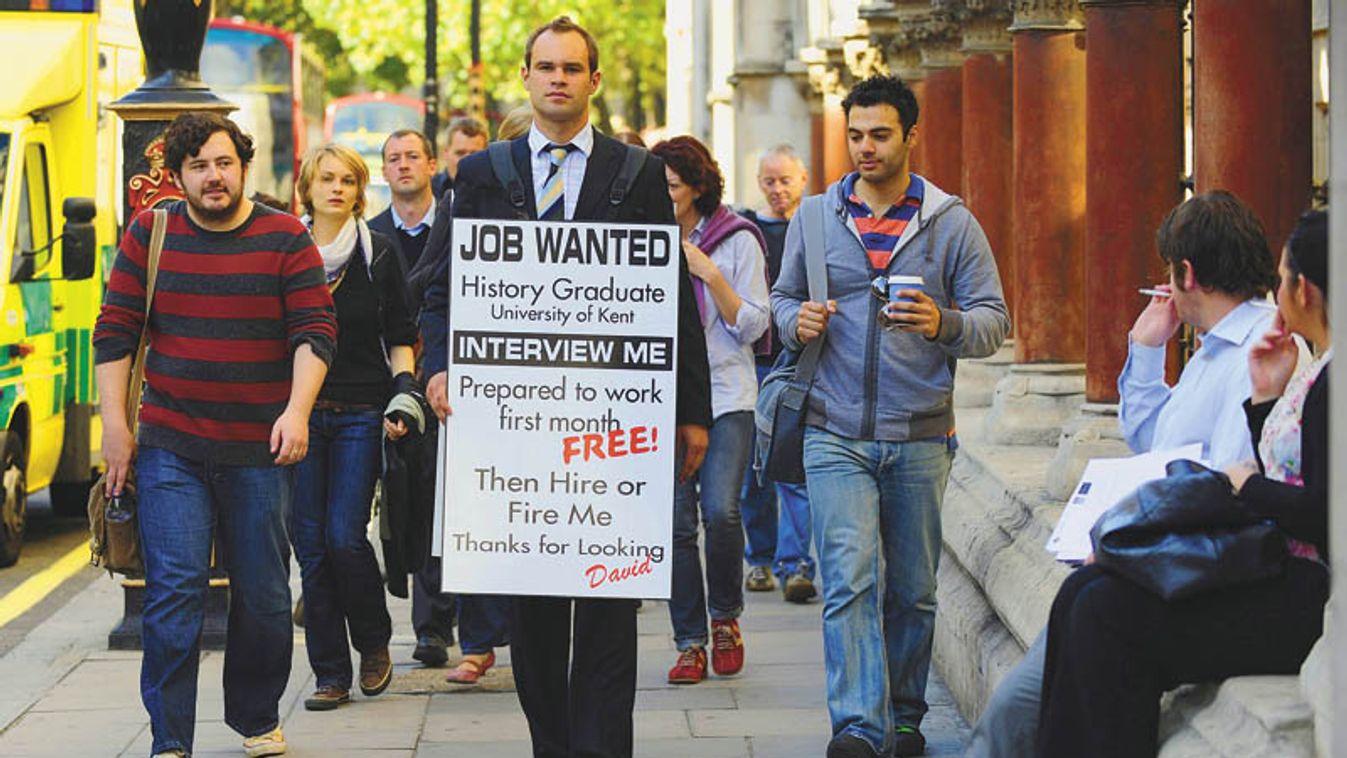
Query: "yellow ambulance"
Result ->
[[0, 0, 142, 566]]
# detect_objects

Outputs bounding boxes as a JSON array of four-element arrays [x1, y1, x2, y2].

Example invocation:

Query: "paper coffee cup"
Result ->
[[888, 274, 924, 303]]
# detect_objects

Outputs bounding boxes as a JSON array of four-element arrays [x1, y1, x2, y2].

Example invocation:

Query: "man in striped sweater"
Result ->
[[94, 112, 337, 758]]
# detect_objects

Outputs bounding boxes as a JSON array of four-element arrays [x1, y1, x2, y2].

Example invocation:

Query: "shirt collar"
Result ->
[[688, 216, 708, 244], [1204, 298, 1277, 346], [391, 194, 436, 233], [842, 171, 924, 215], [528, 122, 595, 158]]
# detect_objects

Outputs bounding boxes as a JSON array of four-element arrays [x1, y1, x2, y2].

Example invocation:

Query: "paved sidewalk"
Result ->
[[0, 570, 969, 757]]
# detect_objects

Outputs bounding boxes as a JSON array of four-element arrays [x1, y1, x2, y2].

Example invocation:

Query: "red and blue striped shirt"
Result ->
[[843, 172, 924, 274], [94, 201, 337, 466]]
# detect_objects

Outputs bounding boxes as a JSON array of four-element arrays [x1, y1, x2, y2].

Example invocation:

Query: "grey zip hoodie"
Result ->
[[770, 174, 1010, 442]]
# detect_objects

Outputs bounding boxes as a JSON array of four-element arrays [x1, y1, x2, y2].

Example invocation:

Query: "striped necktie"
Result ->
[[537, 143, 577, 221]]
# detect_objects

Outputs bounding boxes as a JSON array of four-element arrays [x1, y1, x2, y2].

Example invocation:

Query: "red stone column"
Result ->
[[1010, 1, 1087, 365], [961, 7, 1014, 315], [822, 91, 851, 185], [809, 110, 828, 195], [1081, 0, 1183, 403], [920, 44, 964, 194], [1194, 0, 1312, 255], [803, 43, 853, 188], [908, 80, 927, 174]]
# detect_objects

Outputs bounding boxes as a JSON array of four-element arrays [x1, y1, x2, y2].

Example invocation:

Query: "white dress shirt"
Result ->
[[390, 194, 437, 236], [528, 123, 594, 221]]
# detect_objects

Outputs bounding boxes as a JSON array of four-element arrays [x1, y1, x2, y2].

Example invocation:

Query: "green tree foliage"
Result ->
[[214, 0, 361, 96], [216, 1, 666, 132]]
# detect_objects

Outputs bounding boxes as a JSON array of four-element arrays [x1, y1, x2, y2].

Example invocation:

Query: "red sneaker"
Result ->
[[711, 619, 744, 676], [667, 646, 708, 684]]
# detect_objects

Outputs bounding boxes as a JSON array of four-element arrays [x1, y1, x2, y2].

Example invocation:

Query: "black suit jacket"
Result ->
[[366, 207, 401, 261], [370, 202, 452, 312], [421, 131, 712, 428]]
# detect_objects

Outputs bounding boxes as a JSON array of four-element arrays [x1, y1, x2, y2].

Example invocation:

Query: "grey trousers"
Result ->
[[965, 628, 1046, 758]]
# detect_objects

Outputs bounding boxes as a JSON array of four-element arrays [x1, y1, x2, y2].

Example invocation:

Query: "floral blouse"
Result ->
[[1255, 349, 1332, 561]]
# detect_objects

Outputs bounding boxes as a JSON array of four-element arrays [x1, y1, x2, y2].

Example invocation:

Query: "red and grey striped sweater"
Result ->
[[94, 201, 338, 466]]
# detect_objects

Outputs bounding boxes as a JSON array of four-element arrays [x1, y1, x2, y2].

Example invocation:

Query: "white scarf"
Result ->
[[305, 215, 374, 283]]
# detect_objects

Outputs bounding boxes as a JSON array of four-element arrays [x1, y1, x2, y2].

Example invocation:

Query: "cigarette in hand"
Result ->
[[1138, 288, 1171, 299]]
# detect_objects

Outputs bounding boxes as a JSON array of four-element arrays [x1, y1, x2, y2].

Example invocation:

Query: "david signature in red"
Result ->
[[585, 555, 654, 589]]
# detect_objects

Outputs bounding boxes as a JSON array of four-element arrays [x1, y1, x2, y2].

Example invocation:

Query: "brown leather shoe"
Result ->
[[303, 685, 350, 711], [359, 647, 393, 696]]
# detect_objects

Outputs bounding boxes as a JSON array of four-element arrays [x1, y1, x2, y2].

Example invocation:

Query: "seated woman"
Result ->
[[1037, 209, 1331, 758]]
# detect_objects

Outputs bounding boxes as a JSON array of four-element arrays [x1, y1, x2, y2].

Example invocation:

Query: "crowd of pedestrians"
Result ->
[[89, 13, 1330, 758]]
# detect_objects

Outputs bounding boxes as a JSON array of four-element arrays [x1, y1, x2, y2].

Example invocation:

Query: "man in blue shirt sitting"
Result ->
[[966, 190, 1281, 758]]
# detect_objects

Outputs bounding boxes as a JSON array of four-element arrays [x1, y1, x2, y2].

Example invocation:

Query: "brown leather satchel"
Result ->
[[88, 208, 167, 578]]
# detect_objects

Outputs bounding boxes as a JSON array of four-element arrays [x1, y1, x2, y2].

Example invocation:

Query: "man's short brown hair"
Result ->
[[524, 16, 599, 73], [1156, 190, 1278, 300], [382, 129, 434, 161], [444, 116, 487, 143], [164, 112, 255, 175]]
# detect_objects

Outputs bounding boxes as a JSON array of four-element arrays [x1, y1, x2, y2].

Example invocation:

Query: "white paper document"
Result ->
[[1046, 444, 1205, 562]]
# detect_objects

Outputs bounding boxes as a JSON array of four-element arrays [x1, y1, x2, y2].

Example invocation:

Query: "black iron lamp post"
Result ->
[[106, 0, 235, 652]]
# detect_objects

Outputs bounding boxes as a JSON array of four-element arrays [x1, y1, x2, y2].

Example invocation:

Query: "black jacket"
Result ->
[[380, 424, 437, 597], [364, 229, 418, 342], [318, 229, 418, 403], [420, 131, 713, 428], [431, 169, 453, 201], [369, 207, 439, 307], [366, 206, 402, 263], [1242, 364, 1330, 559]]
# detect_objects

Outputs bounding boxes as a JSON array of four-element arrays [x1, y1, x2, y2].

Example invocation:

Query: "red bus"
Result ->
[[325, 92, 425, 146], [324, 93, 425, 215], [201, 18, 325, 206]]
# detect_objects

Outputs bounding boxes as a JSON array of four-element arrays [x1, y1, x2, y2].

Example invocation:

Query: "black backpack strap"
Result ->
[[609, 144, 648, 206], [488, 141, 527, 211]]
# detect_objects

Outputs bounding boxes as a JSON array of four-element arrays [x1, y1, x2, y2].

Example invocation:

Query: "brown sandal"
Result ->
[[444, 652, 495, 684]]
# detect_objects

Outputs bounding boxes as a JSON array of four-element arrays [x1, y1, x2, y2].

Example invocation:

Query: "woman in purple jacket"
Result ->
[[653, 136, 770, 686]]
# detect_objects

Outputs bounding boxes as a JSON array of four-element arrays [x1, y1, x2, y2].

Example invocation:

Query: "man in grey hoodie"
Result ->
[[771, 75, 1010, 758]]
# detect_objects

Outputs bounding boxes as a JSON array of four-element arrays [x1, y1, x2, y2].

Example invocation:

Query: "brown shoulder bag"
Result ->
[[89, 208, 167, 578]]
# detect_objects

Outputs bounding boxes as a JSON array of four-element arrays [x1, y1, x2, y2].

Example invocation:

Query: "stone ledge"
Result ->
[[936, 406, 1320, 756], [1158, 678, 1315, 757], [945, 407, 1069, 647]]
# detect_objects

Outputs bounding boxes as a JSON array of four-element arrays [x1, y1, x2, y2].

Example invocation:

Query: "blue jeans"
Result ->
[[966, 629, 1045, 758], [290, 409, 392, 690], [136, 446, 294, 755], [741, 463, 815, 580], [804, 426, 953, 755], [669, 411, 753, 649], [741, 367, 815, 580], [457, 594, 511, 655]]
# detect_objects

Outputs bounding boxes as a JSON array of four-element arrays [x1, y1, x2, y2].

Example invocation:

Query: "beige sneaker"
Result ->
[[745, 565, 776, 592], [242, 726, 287, 757]]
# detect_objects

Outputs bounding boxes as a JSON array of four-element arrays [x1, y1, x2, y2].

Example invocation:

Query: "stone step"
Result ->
[[1158, 678, 1315, 758]]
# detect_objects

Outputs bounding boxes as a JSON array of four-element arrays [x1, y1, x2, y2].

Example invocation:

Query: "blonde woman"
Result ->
[[291, 144, 421, 711], [496, 103, 533, 142]]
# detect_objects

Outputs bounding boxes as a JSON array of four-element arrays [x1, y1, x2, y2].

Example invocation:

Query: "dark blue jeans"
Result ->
[[457, 594, 511, 655], [136, 446, 294, 755], [670, 411, 753, 649], [290, 408, 392, 689]]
